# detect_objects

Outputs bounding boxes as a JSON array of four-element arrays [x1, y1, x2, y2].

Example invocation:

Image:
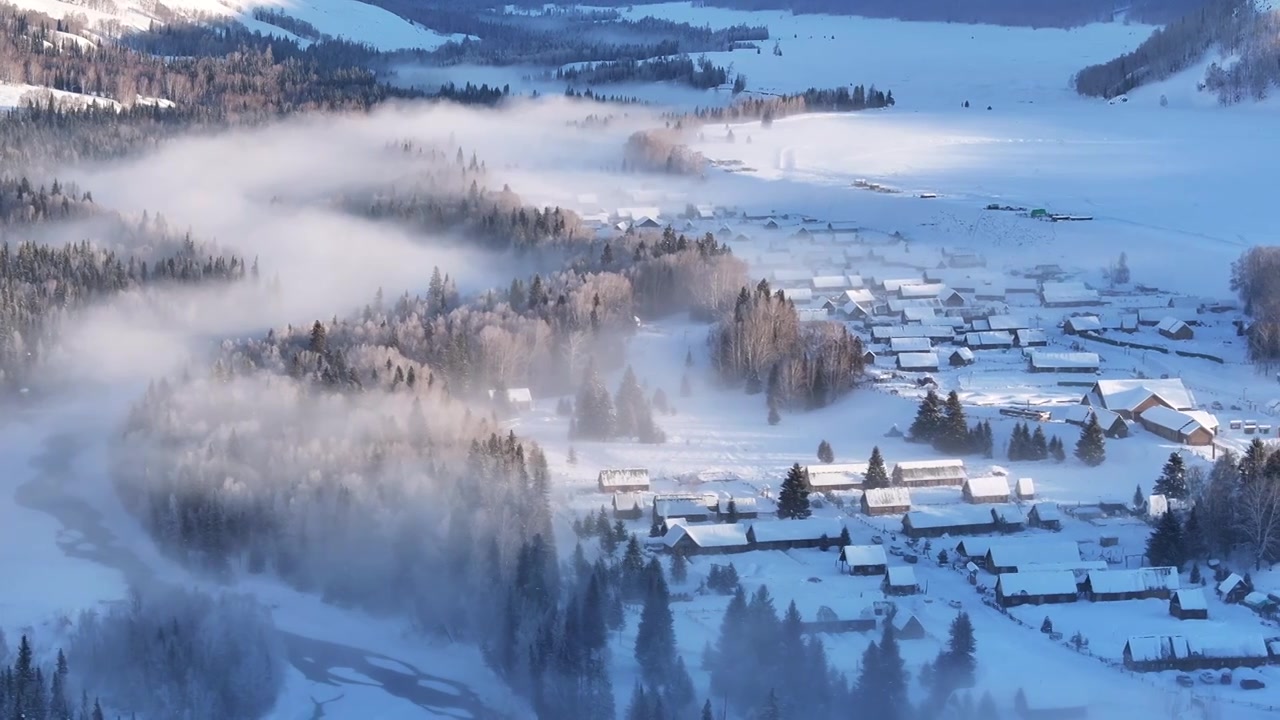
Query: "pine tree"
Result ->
[[1074, 414, 1106, 466], [670, 549, 688, 584], [759, 689, 782, 720], [1146, 508, 1186, 570], [777, 464, 812, 519], [1040, 616, 1053, 633], [980, 420, 994, 458], [626, 683, 650, 720], [935, 391, 969, 454], [621, 535, 648, 600], [568, 446, 577, 465], [865, 446, 889, 489], [910, 390, 943, 443], [1183, 505, 1205, 559], [725, 499, 740, 524], [308, 320, 327, 355], [877, 622, 909, 720], [767, 403, 781, 426], [1133, 483, 1146, 512], [817, 440, 834, 463], [839, 526, 852, 547], [575, 360, 616, 440], [615, 366, 651, 439], [701, 699, 713, 720], [685, 349, 694, 368], [1239, 438, 1268, 486], [1050, 436, 1066, 462], [1031, 426, 1048, 460], [977, 692, 999, 719], [1154, 452, 1189, 500]]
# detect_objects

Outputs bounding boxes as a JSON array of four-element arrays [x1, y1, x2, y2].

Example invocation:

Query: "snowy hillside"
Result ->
[[0, 81, 120, 110], [3, 0, 466, 51]]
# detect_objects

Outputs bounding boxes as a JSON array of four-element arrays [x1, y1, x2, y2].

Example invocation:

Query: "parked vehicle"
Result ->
[[872, 535, 884, 545], [1240, 678, 1265, 690], [1199, 671, 1217, 685], [948, 600, 962, 609], [1175, 675, 1194, 688], [905, 554, 919, 564]]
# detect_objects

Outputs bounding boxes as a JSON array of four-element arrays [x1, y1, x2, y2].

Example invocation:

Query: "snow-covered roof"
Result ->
[[811, 275, 849, 290], [663, 523, 749, 549], [749, 517, 845, 543], [1092, 379, 1195, 412], [1139, 307, 1198, 324], [1148, 494, 1170, 517], [1157, 316, 1190, 334], [1058, 405, 1123, 428], [889, 337, 933, 353], [1015, 477, 1035, 496], [894, 459, 967, 482], [964, 476, 1010, 498], [1016, 560, 1107, 573], [1028, 351, 1100, 370], [901, 307, 938, 323], [873, 325, 955, 340], [804, 463, 869, 487], [1140, 405, 1212, 435], [1126, 634, 1269, 661], [987, 540, 1081, 568], [1174, 588, 1208, 611], [904, 504, 995, 529], [997, 570, 1078, 596], [986, 315, 1029, 331], [897, 352, 939, 370], [616, 206, 661, 220], [1184, 410, 1220, 431], [1219, 573, 1245, 594], [965, 331, 1014, 347], [655, 496, 713, 518], [991, 505, 1025, 524], [598, 468, 650, 488], [1031, 502, 1060, 522], [882, 278, 926, 292], [780, 287, 814, 303], [886, 565, 918, 587], [1087, 567, 1180, 594], [1014, 329, 1047, 345], [863, 487, 911, 509], [886, 297, 943, 313], [841, 288, 877, 304], [797, 308, 829, 323], [1041, 281, 1099, 305], [899, 283, 946, 299], [1064, 315, 1102, 332], [612, 492, 653, 511], [950, 347, 975, 362], [842, 544, 888, 567]]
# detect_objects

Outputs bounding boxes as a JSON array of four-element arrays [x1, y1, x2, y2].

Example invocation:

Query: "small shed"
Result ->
[[892, 611, 925, 637], [995, 571, 1080, 607], [1169, 588, 1208, 620], [885, 566, 921, 597], [1014, 329, 1048, 347], [804, 463, 869, 492], [1015, 477, 1035, 500], [1217, 573, 1248, 603], [861, 487, 912, 516], [654, 496, 715, 524], [892, 459, 967, 487], [1027, 502, 1061, 530], [963, 476, 1011, 504], [1138, 406, 1217, 446], [889, 337, 933, 354], [1028, 352, 1100, 374], [840, 545, 889, 576], [949, 347, 975, 367], [1062, 316, 1102, 335], [965, 331, 1015, 350], [1157, 317, 1194, 341], [489, 387, 534, 411], [662, 524, 750, 556], [598, 468, 650, 493], [717, 496, 772, 521]]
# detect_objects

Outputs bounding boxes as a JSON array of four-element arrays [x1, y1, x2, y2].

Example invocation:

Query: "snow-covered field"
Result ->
[[3, 0, 466, 51], [0, 81, 121, 110]]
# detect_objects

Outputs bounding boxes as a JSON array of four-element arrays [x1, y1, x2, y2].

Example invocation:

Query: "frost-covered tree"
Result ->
[[865, 446, 889, 489], [1154, 452, 1189, 500], [1074, 414, 1106, 466], [777, 464, 811, 519]]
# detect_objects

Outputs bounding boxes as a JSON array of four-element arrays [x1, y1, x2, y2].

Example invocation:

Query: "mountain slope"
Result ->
[[2, 0, 467, 51]]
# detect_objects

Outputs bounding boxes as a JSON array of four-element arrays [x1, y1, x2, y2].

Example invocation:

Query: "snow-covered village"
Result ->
[[6, 1, 1280, 720]]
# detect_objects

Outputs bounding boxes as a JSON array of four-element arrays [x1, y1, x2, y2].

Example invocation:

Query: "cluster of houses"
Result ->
[[1064, 378, 1220, 447], [837, 544, 921, 596]]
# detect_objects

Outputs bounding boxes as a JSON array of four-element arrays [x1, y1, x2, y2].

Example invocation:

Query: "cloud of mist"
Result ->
[[40, 97, 657, 384]]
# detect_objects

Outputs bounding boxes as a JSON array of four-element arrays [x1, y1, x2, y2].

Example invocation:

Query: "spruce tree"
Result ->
[[1031, 426, 1048, 460], [1154, 452, 1188, 500], [981, 420, 994, 458], [865, 446, 889, 489], [931, 611, 977, 704], [725, 499, 740, 524], [635, 559, 677, 686], [1146, 508, 1186, 570], [878, 622, 909, 720], [759, 689, 782, 720], [1050, 436, 1066, 462], [615, 366, 647, 439], [936, 391, 969, 454], [767, 403, 781, 426], [817, 440, 834, 463], [977, 692, 999, 719], [777, 463, 812, 519], [576, 360, 616, 440], [1133, 483, 1146, 512], [1074, 414, 1106, 466], [839, 525, 852, 547], [910, 390, 943, 443], [1183, 505, 1205, 559], [670, 550, 688, 584], [701, 700, 713, 720]]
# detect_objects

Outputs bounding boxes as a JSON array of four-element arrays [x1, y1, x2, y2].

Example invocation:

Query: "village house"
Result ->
[[800, 605, 877, 635], [991, 504, 1027, 531], [810, 275, 850, 292], [897, 352, 940, 372], [780, 287, 814, 304], [963, 476, 1012, 504], [902, 505, 997, 538], [1169, 588, 1209, 620], [940, 289, 968, 307], [1242, 591, 1278, 617], [898, 283, 947, 299], [986, 540, 1081, 574], [803, 463, 868, 492], [654, 496, 716, 524], [598, 468, 650, 493], [1122, 634, 1272, 672], [1218, 573, 1249, 603], [885, 567, 921, 597], [746, 517, 847, 552], [612, 492, 653, 520], [1138, 307, 1199, 326], [861, 487, 912, 516], [1085, 567, 1180, 601], [662, 523, 750, 556], [1027, 351, 1100, 374], [1062, 315, 1103, 335], [1137, 406, 1219, 446], [1015, 477, 1035, 501], [996, 571, 1080, 607], [888, 337, 933, 354], [965, 331, 1015, 350], [1027, 502, 1061, 531], [488, 387, 534, 412], [892, 459, 967, 487], [1059, 405, 1129, 438], [1157, 316, 1194, 341], [955, 539, 992, 560], [716, 496, 773, 521], [840, 544, 889, 575], [1040, 281, 1100, 308], [1014, 329, 1048, 347], [949, 347, 976, 367], [1080, 378, 1195, 420]]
